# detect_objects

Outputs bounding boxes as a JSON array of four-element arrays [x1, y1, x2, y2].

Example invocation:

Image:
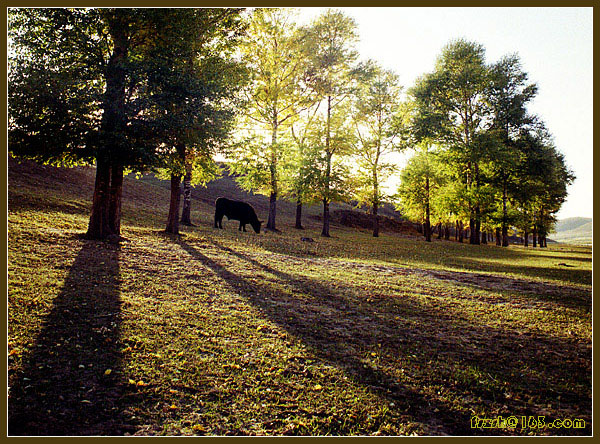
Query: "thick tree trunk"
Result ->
[[372, 204, 379, 238], [458, 221, 464, 243], [267, 192, 277, 231], [501, 225, 509, 247], [86, 157, 112, 239], [321, 199, 330, 237], [86, 17, 128, 240], [469, 218, 476, 244], [444, 224, 450, 240], [295, 198, 303, 229], [372, 169, 379, 238], [180, 161, 193, 226], [108, 161, 123, 235], [266, 122, 278, 231], [481, 230, 487, 244], [322, 96, 332, 238], [495, 227, 501, 246], [424, 176, 431, 242], [437, 222, 443, 239], [165, 174, 182, 235]]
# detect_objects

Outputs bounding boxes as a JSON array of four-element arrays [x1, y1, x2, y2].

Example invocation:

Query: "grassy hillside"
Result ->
[[8, 157, 591, 436], [550, 218, 592, 246]]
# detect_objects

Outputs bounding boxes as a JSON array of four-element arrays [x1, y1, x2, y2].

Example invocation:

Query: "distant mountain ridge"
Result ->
[[550, 217, 592, 245]]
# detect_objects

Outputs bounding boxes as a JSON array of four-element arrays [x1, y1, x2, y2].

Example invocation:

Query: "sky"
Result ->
[[296, 7, 593, 220]]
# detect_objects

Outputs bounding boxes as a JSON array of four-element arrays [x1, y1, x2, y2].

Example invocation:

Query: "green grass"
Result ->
[[8, 158, 592, 436]]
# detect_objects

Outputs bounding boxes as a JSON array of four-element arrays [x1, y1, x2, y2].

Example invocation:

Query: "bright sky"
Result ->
[[297, 7, 593, 220]]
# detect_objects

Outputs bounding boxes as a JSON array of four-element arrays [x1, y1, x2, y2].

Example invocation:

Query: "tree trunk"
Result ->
[[372, 203, 379, 238], [321, 198, 330, 237], [469, 218, 476, 244], [86, 157, 112, 239], [424, 175, 431, 242], [295, 198, 303, 229], [458, 221, 464, 243], [180, 160, 193, 226], [86, 16, 128, 240], [444, 224, 450, 240], [532, 225, 537, 248], [473, 162, 481, 244], [372, 168, 379, 238], [495, 227, 501, 246], [437, 222, 443, 239], [108, 161, 123, 236], [322, 96, 332, 238], [266, 117, 279, 231], [267, 192, 277, 231], [455, 220, 459, 241], [524, 229, 529, 247], [481, 230, 487, 244], [165, 174, 182, 235]]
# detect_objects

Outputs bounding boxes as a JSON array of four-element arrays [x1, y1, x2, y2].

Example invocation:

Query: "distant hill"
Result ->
[[550, 217, 592, 245]]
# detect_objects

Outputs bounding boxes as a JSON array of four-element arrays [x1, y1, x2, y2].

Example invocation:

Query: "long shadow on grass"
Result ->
[[8, 239, 137, 435], [178, 238, 591, 435]]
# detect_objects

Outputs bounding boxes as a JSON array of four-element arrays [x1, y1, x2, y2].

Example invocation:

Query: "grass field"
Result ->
[[7, 158, 592, 436]]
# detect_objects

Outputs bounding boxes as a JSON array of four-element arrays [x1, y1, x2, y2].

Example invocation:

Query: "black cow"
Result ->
[[214, 197, 263, 233]]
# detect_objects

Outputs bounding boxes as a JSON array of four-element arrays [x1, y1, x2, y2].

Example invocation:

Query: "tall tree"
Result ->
[[9, 8, 134, 239], [396, 143, 445, 242], [147, 9, 247, 235], [351, 62, 406, 237], [236, 8, 317, 232], [288, 102, 322, 229], [487, 54, 538, 246], [411, 39, 490, 245], [302, 9, 359, 237], [9, 8, 245, 239]]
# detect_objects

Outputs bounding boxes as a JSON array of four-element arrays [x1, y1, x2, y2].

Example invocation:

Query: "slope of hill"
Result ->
[[550, 217, 592, 245], [8, 157, 592, 436]]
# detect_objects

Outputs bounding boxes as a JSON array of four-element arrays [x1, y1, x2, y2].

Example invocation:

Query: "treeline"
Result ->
[[8, 8, 573, 246]]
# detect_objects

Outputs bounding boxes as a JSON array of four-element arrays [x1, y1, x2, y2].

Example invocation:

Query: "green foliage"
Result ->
[[351, 62, 406, 212], [395, 146, 445, 222], [8, 8, 107, 166]]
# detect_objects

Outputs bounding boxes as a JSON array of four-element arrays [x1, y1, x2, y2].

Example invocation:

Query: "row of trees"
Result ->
[[9, 8, 247, 238], [399, 42, 574, 246], [8, 8, 573, 246]]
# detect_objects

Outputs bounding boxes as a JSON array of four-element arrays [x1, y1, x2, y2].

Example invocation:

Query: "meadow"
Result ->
[[7, 158, 591, 436]]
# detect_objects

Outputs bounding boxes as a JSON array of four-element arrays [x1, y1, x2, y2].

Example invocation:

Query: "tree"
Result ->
[[301, 9, 359, 237], [234, 8, 317, 232], [9, 8, 135, 239], [9, 8, 245, 239], [351, 62, 406, 237], [487, 54, 538, 246], [396, 144, 445, 242], [288, 102, 322, 229], [300, 108, 356, 224], [514, 127, 574, 247], [147, 9, 247, 235], [411, 39, 490, 245]]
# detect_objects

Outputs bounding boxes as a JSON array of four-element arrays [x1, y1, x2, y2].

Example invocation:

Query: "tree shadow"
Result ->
[[174, 239, 590, 434], [173, 238, 591, 435], [8, 239, 137, 435]]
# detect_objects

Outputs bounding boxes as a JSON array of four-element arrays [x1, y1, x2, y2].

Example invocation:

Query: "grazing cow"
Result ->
[[214, 197, 263, 233]]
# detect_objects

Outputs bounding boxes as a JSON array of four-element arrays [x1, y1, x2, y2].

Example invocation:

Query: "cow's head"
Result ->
[[251, 220, 263, 234]]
